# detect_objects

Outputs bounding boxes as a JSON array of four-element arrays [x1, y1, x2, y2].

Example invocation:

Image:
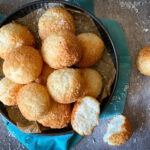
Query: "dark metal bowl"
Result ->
[[0, 0, 119, 136]]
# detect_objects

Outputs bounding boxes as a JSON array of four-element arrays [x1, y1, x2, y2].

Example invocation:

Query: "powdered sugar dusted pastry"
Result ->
[[38, 7, 75, 40], [47, 68, 84, 104]]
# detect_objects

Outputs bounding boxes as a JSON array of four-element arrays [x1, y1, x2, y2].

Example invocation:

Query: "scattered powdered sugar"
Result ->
[[147, 104, 150, 110], [124, 85, 129, 92], [92, 137, 96, 144], [119, 1, 150, 36], [15, 142, 25, 150], [133, 138, 137, 144], [120, 1, 150, 14], [120, 1, 139, 13], [143, 28, 149, 32], [7, 131, 15, 138]]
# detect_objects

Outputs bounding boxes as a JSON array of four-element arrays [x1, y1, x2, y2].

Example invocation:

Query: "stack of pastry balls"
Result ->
[[0, 7, 105, 135]]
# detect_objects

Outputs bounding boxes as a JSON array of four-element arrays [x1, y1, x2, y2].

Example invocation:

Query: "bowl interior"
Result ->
[[0, 0, 119, 136]]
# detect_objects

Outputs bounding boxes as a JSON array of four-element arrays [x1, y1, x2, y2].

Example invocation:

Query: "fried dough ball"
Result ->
[[47, 68, 84, 104], [103, 115, 132, 146], [136, 46, 150, 76], [38, 100, 72, 128], [71, 96, 100, 135], [82, 68, 103, 98], [17, 83, 51, 121], [0, 22, 35, 59], [41, 31, 82, 69], [41, 32, 82, 69], [0, 77, 23, 106], [76, 33, 105, 67], [35, 63, 54, 85], [3, 46, 43, 84], [38, 7, 75, 40]]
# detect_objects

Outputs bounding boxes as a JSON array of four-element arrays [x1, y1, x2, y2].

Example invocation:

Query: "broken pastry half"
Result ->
[[103, 115, 132, 146], [71, 96, 100, 135]]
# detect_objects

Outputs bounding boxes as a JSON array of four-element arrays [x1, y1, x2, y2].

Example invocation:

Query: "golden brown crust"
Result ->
[[82, 68, 103, 98], [105, 115, 132, 146], [76, 33, 105, 67], [0, 22, 35, 59], [38, 7, 75, 40], [0, 77, 23, 106], [47, 68, 84, 104], [71, 96, 100, 135], [136, 46, 150, 76], [17, 83, 51, 121], [35, 63, 54, 85], [41, 31, 82, 69], [38, 100, 72, 128], [3, 46, 43, 84]]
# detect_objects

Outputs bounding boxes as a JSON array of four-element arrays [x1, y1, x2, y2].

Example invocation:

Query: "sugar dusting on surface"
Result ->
[[119, 1, 150, 38], [120, 1, 139, 13]]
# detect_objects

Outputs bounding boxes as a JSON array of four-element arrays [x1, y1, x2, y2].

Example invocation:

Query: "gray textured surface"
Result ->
[[0, 0, 150, 150]]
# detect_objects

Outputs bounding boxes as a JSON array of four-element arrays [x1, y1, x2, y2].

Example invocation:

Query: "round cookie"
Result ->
[[35, 63, 54, 85], [71, 96, 100, 135], [0, 77, 23, 106], [47, 68, 84, 104], [76, 33, 105, 67], [38, 100, 72, 128], [38, 7, 75, 40], [136, 46, 150, 76], [17, 83, 51, 121], [103, 115, 132, 146], [82, 68, 103, 98], [0, 22, 35, 59], [41, 31, 82, 69], [3, 46, 43, 84]]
